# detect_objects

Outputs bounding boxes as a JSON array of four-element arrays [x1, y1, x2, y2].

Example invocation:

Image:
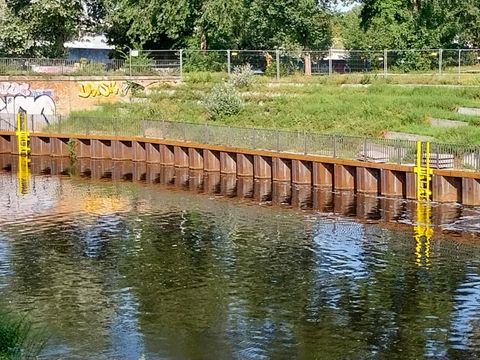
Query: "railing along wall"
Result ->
[[2, 115, 479, 172]]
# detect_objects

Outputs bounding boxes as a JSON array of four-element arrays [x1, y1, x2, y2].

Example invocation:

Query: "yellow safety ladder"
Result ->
[[413, 141, 433, 268], [15, 111, 30, 156], [15, 111, 30, 194]]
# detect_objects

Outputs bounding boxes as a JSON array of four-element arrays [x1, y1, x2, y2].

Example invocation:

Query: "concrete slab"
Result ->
[[458, 107, 480, 116], [429, 118, 468, 127], [384, 131, 434, 142]]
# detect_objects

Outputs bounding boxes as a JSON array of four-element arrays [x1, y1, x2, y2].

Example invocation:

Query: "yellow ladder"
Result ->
[[414, 141, 433, 202], [15, 111, 30, 194], [413, 141, 433, 268], [15, 111, 30, 156]]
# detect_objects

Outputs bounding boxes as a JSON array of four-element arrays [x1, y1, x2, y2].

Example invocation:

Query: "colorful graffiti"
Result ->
[[0, 82, 31, 96], [0, 82, 55, 124], [79, 81, 120, 98]]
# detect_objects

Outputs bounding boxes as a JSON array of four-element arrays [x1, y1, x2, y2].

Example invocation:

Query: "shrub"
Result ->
[[264, 61, 288, 77], [186, 71, 213, 84], [204, 83, 243, 119], [183, 51, 226, 72], [228, 64, 255, 88], [73, 61, 106, 75]]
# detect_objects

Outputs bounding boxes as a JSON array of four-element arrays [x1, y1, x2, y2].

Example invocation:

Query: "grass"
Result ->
[[0, 312, 46, 359], [64, 73, 480, 144]]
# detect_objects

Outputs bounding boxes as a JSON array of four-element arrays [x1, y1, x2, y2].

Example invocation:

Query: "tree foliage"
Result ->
[[1, 0, 480, 57], [0, 0, 100, 57], [343, 0, 480, 50], [104, 0, 334, 51]]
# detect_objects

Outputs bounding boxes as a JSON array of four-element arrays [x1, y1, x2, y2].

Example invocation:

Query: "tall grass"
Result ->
[[0, 312, 46, 359], [67, 81, 480, 144]]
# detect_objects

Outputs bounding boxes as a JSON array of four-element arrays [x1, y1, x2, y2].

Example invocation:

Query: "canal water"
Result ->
[[1, 158, 480, 359]]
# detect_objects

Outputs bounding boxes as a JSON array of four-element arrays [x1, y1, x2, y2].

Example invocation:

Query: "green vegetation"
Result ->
[[2, 1, 479, 59], [204, 83, 244, 119], [67, 76, 480, 144], [0, 311, 45, 359]]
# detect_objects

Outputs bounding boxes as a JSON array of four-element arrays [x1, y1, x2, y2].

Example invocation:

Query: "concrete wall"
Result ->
[[0, 76, 177, 128]]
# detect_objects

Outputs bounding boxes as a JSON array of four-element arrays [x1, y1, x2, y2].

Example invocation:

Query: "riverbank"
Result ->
[[69, 76, 480, 144]]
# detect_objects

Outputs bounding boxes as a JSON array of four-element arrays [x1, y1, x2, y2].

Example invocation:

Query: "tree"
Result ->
[[104, 0, 198, 51], [104, 0, 335, 51], [0, 0, 101, 57], [449, 0, 480, 47], [353, 0, 460, 49]]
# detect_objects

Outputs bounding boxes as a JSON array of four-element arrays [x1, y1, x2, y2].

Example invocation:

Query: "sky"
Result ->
[[334, 1, 358, 12]]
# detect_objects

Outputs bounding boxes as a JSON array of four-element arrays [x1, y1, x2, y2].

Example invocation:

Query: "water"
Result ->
[[1, 158, 480, 359]]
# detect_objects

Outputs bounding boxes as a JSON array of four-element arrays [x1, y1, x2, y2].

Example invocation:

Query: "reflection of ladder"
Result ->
[[17, 154, 30, 194], [15, 111, 30, 194], [413, 141, 433, 268]]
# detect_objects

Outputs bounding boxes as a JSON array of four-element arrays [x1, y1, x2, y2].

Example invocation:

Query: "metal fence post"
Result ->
[[113, 116, 117, 137], [304, 130, 307, 155], [384, 49, 388, 78], [129, 50, 132, 77], [476, 148, 480, 171], [458, 49, 462, 76], [276, 129, 280, 152], [141, 117, 146, 137], [253, 128, 257, 149], [363, 138, 367, 161], [329, 48, 333, 76], [439, 48, 443, 75], [86, 118, 90, 136], [275, 50, 280, 80], [333, 136, 336, 158], [179, 49, 183, 79], [162, 119, 166, 139], [227, 50, 231, 75]]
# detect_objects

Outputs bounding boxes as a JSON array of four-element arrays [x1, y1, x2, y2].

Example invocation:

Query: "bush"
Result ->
[[186, 71, 213, 84], [204, 83, 243, 119], [184, 51, 227, 72], [228, 65, 255, 88], [264, 61, 288, 77], [73, 61, 106, 75]]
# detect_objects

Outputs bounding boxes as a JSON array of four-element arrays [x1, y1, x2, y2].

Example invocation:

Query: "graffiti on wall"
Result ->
[[79, 81, 120, 98], [0, 82, 56, 123]]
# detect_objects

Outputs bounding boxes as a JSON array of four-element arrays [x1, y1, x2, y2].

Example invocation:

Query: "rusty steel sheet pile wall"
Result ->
[[1, 117, 480, 206]]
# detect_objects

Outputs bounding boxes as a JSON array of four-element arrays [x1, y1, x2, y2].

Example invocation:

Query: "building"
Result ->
[[64, 35, 114, 61]]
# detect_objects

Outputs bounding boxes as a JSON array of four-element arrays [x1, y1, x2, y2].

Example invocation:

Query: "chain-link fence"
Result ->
[[0, 115, 477, 171], [2, 48, 480, 77]]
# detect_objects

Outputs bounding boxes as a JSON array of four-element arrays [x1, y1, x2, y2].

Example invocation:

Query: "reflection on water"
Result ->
[[0, 156, 480, 359]]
